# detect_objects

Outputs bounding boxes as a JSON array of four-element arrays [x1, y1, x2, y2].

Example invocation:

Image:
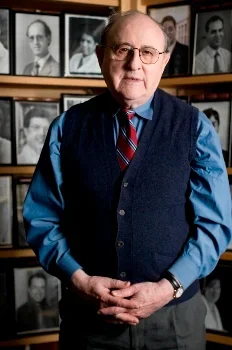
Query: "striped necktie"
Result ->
[[116, 108, 138, 171]]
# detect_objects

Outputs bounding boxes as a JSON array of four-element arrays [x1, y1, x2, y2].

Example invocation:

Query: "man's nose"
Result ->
[[125, 49, 142, 70]]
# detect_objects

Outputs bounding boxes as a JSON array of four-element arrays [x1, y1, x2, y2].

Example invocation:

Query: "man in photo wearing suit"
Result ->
[[161, 15, 188, 76], [194, 15, 231, 75], [23, 19, 59, 77]]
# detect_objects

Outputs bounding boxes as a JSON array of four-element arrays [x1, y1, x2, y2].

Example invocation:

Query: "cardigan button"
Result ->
[[118, 240, 124, 248], [123, 182, 128, 187], [120, 271, 126, 278], [119, 209, 125, 216]]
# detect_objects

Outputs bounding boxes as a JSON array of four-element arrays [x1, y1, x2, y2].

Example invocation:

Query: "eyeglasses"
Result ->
[[102, 44, 168, 64]]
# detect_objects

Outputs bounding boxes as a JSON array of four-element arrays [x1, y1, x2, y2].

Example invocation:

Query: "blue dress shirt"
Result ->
[[23, 95, 232, 290]]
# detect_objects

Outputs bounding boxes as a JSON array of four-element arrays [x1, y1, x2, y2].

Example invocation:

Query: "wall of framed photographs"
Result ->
[[1, 0, 232, 348]]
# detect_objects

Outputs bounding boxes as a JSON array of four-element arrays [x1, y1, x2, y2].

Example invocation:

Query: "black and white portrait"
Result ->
[[0, 8, 10, 74], [192, 10, 232, 75], [62, 94, 95, 111], [15, 12, 60, 77], [148, 5, 190, 77], [0, 98, 12, 164], [14, 100, 59, 165], [0, 176, 12, 246], [14, 266, 61, 334], [16, 179, 30, 247], [200, 260, 232, 334], [65, 14, 108, 77], [191, 100, 231, 166]]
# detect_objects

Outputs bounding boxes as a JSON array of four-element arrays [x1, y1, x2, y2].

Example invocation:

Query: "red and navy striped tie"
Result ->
[[117, 108, 138, 171]]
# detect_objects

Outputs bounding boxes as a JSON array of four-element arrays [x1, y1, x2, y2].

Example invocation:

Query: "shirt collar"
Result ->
[[35, 53, 50, 68], [206, 45, 221, 58], [112, 94, 154, 120]]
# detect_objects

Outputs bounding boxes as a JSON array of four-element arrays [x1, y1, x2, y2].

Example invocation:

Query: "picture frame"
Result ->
[[0, 176, 13, 247], [192, 9, 232, 75], [0, 267, 15, 339], [14, 266, 61, 335], [200, 259, 232, 335], [0, 8, 11, 74], [64, 14, 108, 78], [15, 177, 31, 248], [191, 99, 231, 166], [14, 99, 60, 165], [14, 11, 61, 77], [61, 93, 95, 112], [148, 4, 191, 77], [0, 97, 12, 164]]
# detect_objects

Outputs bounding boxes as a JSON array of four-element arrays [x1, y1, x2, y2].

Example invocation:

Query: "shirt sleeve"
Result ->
[[169, 111, 232, 289], [23, 112, 82, 282]]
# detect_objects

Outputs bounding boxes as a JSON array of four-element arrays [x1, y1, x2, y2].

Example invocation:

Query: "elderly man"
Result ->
[[23, 19, 59, 76], [23, 10, 232, 350]]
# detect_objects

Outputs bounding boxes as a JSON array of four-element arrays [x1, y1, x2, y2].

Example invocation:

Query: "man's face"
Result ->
[[28, 22, 50, 58], [24, 116, 49, 153], [206, 20, 224, 50], [80, 33, 96, 57], [96, 14, 170, 108], [209, 115, 219, 133], [28, 277, 46, 303], [162, 20, 176, 47], [205, 279, 221, 304]]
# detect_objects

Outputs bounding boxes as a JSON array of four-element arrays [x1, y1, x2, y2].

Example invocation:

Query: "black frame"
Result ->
[[13, 11, 61, 77], [147, 2, 191, 77], [0, 96, 13, 164], [0, 175, 13, 247], [13, 265, 61, 335], [64, 13, 108, 78], [200, 259, 232, 335], [61, 93, 95, 112], [0, 7, 11, 75], [192, 7, 232, 76], [190, 97, 232, 167], [13, 98, 60, 165]]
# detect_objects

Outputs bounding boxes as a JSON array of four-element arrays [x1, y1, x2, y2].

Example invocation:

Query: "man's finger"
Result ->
[[108, 279, 130, 289], [101, 294, 140, 309], [111, 285, 137, 298], [98, 306, 127, 315], [115, 313, 139, 325]]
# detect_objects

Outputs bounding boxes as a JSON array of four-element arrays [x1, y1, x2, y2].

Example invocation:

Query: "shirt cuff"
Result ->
[[168, 254, 200, 290], [57, 253, 82, 281]]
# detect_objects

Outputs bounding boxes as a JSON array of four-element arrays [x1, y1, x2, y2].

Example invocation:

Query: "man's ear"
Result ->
[[164, 51, 170, 66], [96, 45, 104, 67]]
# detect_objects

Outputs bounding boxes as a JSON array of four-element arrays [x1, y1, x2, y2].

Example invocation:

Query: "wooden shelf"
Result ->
[[0, 166, 35, 176], [0, 333, 59, 347], [142, 0, 185, 6], [0, 249, 35, 258], [159, 74, 232, 88], [206, 333, 232, 346], [220, 251, 232, 261], [0, 75, 106, 89]]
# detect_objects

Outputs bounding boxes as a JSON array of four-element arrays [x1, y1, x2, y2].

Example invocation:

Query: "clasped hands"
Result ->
[[71, 269, 174, 326]]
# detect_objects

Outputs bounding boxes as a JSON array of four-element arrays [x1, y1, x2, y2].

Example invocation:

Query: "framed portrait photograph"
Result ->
[[191, 100, 231, 166], [61, 94, 95, 112], [14, 12, 61, 77], [14, 99, 60, 165], [16, 178, 31, 247], [0, 176, 12, 246], [14, 266, 61, 335], [148, 4, 190, 77], [192, 9, 232, 75], [64, 14, 108, 78], [0, 98, 12, 164], [200, 260, 232, 335], [0, 8, 10, 74]]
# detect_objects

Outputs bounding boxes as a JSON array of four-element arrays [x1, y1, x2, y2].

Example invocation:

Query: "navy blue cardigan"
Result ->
[[60, 88, 199, 308]]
